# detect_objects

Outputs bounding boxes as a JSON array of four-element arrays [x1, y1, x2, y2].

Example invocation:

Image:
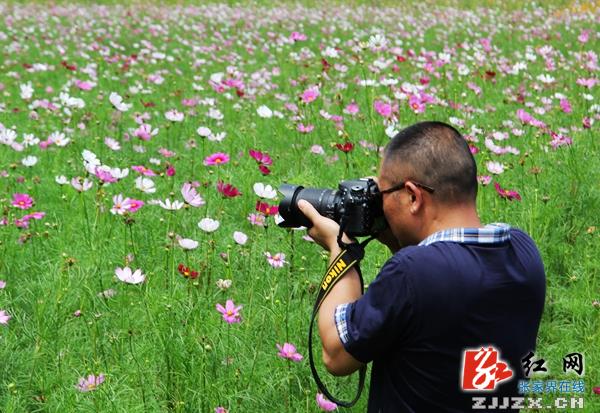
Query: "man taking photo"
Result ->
[[298, 121, 546, 412]]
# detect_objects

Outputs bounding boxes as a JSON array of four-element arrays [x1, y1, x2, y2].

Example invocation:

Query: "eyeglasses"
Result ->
[[379, 180, 435, 196]]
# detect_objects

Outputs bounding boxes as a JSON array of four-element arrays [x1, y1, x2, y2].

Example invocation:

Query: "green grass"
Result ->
[[0, 2, 599, 412]]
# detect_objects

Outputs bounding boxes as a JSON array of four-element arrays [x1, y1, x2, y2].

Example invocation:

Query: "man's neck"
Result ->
[[421, 205, 482, 240]]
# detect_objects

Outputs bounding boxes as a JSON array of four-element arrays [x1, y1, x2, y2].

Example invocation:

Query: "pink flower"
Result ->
[[265, 252, 287, 268], [166, 164, 176, 177], [316, 393, 337, 411], [494, 182, 521, 201], [576, 78, 597, 88], [593, 387, 600, 395], [158, 148, 176, 158], [297, 123, 314, 133], [131, 165, 156, 176], [0, 310, 11, 325], [233, 231, 248, 245], [549, 131, 572, 149], [311, 145, 325, 155], [290, 31, 307, 42], [181, 182, 205, 207], [204, 152, 230, 166], [256, 201, 278, 216], [478, 176, 492, 186], [0, 280, 5, 289], [133, 124, 158, 141], [277, 343, 303, 362], [578, 30, 590, 44], [22, 211, 46, 221], [247, 213, 266, 227], [559, 98, 572, 113], [374, 100, 393, 118], [94, 168, 117, 183], [12, 193, 34, 210], [408, 95, 425, 113], [127, 199, 144, 213], [74, 79, 94, 91], [301, 86, 320, 103], [216, 299, 242, 324], [343, 102, 359, 115], [76, 374, 105, 392]]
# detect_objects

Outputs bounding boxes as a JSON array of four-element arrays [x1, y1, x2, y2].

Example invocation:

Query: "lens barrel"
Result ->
[[278, 184, 339, 228]]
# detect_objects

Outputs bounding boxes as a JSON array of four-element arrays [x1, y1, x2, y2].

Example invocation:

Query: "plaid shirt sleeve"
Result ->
[[334, 303, 351, 345]]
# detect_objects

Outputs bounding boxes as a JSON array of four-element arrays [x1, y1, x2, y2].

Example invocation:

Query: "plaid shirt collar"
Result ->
[[418, 223, 511, 246]]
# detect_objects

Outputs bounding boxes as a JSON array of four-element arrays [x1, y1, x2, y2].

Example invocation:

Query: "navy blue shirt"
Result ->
[[334, 225, 546, 412]]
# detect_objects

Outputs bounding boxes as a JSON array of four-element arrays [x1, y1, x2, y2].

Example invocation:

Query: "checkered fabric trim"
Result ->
[[334, 303, 351, 345], [418, 223, 511, 246]]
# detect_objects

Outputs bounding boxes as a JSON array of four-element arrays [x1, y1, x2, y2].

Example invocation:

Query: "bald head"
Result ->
[[382, 121, 477, 205]]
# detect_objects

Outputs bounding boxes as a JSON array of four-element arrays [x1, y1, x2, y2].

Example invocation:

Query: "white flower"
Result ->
[[208, 132, 226, 142], [181, 182, 205, 207], [216, 279, 232, 290], [256, 105, 273, 118], [207, 108, 223, 120], [135, 176, 156, 193], [196, 126, 212, 137], [115, 266, 145, 284], [55, 175, 68, 185], [49, 131, 70, 147], [0, 128, 17, 145], [165, 110, 184, 122], [233, 231, 248, 245], [367, 34, 387, 51], [322, 46, 339, 58], [486, 161, 505, 175], [22, 133, 39, 147], [158, 198, 184, 210], [110, 167, 129, 180], [253, 182, 277, 199], [20, 82, 34, 100], [537, 74, 555, 84], [198, 217, 220, 232], [385, 124, 399, 138], [178, 238, 199, 250], [111, 194, 131, 215], [22, 155, 38, 167], [109, 92, 132, 112]]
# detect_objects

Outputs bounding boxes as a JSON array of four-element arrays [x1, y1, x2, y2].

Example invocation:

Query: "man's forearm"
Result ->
[[317, 245, 364, 376]]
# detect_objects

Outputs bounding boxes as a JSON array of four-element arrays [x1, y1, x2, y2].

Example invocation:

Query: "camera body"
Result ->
[[278, 178, 388, 237]]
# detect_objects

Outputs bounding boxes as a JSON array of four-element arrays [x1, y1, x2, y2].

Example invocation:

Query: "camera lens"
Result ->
[[278, 184, 339, 228]]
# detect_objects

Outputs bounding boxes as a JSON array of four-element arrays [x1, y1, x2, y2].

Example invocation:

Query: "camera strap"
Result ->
[[308, 235, 374, 407]]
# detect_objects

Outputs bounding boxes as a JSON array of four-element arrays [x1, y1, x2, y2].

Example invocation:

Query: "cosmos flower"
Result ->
[[76, 374, 105, 392], [301, 86, 320, 103], [115, 266, 145, 284], [0, 310, 11, 325], [133, 124, 159, 141], [256, 105, 273, 118], [109, 92, 131, 111], [178, 238, 199, 250], [217, 181, 241, 198], [165, 109, 184, 122], [486, 161, 505, 175], [216, 299, 242, 324], [253, 183, 277, 199], [135, 176, 156, 193], [204, 152, 230, 166], [256, 201, 279, 216], [11, 193, 33, 210], [316, 393, 337, 411], [198, 218, 220, 232], [110, 194, 133, 215], [264, 252, 287, 268], [158, 199, 184, 210], [177, 264, 199, 279], [276, 343, 303, 362], [494, 182, 521, 201], [181, 182, 205, 207], [71, 177, 93, 192], [233, 231, 248, 245]]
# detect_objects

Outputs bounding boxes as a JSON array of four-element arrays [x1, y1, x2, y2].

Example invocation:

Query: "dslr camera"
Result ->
[[278, 178, 388, 237]]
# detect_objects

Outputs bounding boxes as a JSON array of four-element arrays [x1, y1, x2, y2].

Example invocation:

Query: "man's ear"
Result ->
[[405, 182, 423, 213]]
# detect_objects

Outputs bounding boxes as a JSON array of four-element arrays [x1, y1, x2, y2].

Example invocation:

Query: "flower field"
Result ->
[[0, 2, 598, 412]]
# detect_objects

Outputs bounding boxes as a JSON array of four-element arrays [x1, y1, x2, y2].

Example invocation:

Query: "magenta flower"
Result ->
[[204, 152, 230, 166], [289, 31, 307, 42], [301, 86, 320, 103], [76, 374, 105, 392], [343, 102, 359, 115], [316, 393, 337, 411], [494, 182, 522, 201], [127, 199, 144, 213], [11, 193, 33, 210], [277, 343, 303, 362], [559, 98, 572, 114], [593, 386, 600, 395], [408, 95, 425, 113], [0, 310, 11, 325], [216, 300, 242, 324]]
